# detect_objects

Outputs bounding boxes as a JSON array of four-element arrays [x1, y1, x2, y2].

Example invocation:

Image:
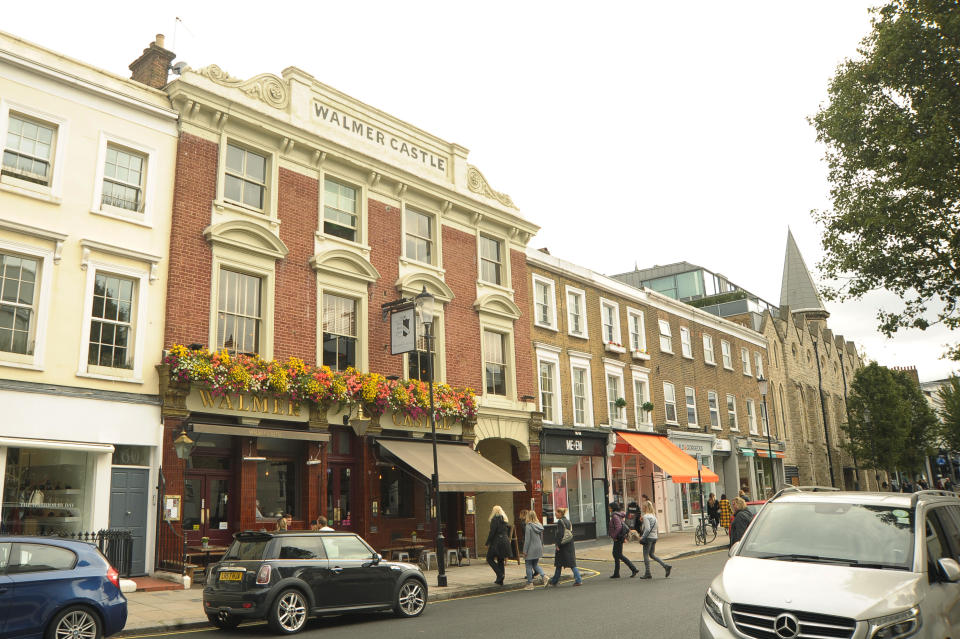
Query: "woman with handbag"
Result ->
[[638, 501, 672, 579], [485, 505, 511, 585], [547, 507, 582, 587]]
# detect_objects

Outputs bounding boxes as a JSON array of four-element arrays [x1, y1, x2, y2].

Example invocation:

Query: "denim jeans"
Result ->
[[525, 558, 545, 583], [549, 564, 582, 585], [642, 539, 670, 574]]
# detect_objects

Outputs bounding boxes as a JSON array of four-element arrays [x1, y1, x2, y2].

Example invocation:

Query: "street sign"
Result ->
[[390, 307, 417, 355]]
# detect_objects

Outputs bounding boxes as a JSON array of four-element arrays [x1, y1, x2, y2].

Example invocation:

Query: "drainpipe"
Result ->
[[812, 338, 836, 487]]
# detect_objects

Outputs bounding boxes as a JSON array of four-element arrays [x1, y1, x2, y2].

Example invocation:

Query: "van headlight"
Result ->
[[704, 587, 728, 627], [868, 607, 920, 638]]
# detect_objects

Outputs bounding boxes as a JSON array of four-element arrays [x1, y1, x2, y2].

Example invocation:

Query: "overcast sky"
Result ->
[[6, 1, 956, 381]]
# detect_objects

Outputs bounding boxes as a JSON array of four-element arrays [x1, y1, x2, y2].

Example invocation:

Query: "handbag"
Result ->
[[558, 520, 574, 545]]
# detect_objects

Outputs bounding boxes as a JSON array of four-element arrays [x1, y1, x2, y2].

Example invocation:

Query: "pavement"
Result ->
[[120, 528, 730, 636]]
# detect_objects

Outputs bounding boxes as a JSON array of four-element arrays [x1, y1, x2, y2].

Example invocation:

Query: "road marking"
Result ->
[[429, 567, 601, 603]]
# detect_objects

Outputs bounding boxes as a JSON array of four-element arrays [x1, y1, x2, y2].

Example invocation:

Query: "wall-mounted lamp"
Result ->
[[173, 428, 196, 460], [188, 343, 203, 350]]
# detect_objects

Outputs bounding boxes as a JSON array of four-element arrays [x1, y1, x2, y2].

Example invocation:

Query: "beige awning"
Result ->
[[378, 439, 526, 493]]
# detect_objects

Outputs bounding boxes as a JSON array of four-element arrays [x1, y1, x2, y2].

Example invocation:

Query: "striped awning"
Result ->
[[756, 449, 784, 459]]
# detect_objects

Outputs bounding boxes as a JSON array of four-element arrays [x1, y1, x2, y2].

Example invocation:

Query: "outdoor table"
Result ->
[[186, 544, 230, 575]]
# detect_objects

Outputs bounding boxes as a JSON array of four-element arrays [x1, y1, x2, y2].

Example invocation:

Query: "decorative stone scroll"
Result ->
[[466, 165, 517, 209], [198, 65, 289, 109]]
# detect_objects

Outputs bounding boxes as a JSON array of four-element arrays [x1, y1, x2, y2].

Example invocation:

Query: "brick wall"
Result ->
[[367, 199, 404, 377], [442, 225, 482, 390], [511, 249, 535, 399]]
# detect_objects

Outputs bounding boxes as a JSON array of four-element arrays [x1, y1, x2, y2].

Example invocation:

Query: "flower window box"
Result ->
[[631, 349, 650, 360], [604, 342, 626, 354]]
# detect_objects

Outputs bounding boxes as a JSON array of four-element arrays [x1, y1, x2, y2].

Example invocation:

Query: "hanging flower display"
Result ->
[[163, 344, 478, 422]]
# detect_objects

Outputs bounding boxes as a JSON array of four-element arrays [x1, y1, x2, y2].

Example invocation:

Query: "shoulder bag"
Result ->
[[559, 519, 574, 545]]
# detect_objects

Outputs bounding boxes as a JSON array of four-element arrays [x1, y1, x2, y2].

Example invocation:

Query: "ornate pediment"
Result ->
[[203, 220, 288, 260], [466, 165, 516, 209], [473, 292, 521, 320], [310, 248, 380, 283], [197, 65, 289, 110], [396, 271, 454, 303]]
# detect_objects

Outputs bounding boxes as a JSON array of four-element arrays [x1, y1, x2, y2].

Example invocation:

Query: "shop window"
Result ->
[[0, 251, 40, 356], [379, 466, 414, 517], [323, 177, 358, 242], [1, 447, 94, 534], [322, 293, 357, 371], [484, 330, 507, 396], [479, 235, 503, 285], [224, 143, 267, 211], [541, 455, 602, 524], [255, 460, 299, 520], [217, 268, 261, 355]]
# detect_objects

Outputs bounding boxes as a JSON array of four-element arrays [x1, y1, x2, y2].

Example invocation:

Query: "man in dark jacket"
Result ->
[[729, 497, 754, 546], [608, 502, 639, 578]]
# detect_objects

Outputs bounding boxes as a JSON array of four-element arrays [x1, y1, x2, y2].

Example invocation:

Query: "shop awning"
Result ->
[[617, 432, 719, 484], [756, 449, 784, 459], [378, 439, 526, 493]]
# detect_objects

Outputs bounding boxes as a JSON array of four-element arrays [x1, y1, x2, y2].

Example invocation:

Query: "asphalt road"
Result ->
[[127, 550, 727, 639]]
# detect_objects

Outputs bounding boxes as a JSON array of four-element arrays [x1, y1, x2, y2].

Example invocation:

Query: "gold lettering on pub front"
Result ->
[[252, 396, 268, 413]]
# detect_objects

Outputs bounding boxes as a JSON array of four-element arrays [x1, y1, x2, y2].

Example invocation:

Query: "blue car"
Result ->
[[0, 536, 127, 639]]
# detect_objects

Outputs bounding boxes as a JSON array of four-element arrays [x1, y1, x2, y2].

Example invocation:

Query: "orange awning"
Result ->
[[617, 432, 720, 484]]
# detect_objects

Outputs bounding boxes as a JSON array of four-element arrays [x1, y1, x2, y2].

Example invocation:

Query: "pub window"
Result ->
[[479, 235, 503, 285], [407, 330, 431, 381], [323, 178, 358, 242], [217, 269, 261, 356], [379, 466, 414, 517], [322, 293, 357, 371], [484, 330, 507, 396], [405, 208, 434, 264], [256, 460, 299, 520]]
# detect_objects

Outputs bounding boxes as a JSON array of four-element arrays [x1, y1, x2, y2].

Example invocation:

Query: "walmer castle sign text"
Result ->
[[312, 102, 447, 175]]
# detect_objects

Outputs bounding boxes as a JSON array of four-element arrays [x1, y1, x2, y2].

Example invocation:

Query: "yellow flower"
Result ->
[[228, 364, 250, 389], [269, 368, 289, 393]]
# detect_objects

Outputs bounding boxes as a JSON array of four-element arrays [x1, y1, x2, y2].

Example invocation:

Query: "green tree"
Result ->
[[841, 363, 912, 476], [938, 375, 960, 453], [891, 369, 940, 474], [811, 0, 960, 360]]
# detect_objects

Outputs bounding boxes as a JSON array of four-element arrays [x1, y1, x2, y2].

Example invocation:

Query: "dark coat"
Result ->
[[553, 518, 577, 568], [729, 508, 754, 545], [485, 515, 511, 559]]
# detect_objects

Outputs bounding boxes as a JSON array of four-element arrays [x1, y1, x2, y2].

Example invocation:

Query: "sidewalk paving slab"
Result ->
[[118, 530, 727, 636]]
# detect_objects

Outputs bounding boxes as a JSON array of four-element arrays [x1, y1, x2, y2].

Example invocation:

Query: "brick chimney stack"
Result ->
[[129, 34, 176, 89]]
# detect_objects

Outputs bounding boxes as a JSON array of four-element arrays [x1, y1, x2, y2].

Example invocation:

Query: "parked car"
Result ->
[[702, 488, 960, 638], [204, 530, 428, 634], [0, 536, 128, 639], [744, 500, 766, 516]]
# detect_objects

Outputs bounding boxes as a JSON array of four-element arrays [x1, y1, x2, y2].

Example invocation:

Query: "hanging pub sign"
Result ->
[[390, 307, 417, 355]]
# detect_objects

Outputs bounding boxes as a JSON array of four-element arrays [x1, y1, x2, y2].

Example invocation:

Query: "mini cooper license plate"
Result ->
[[219, 571, 243, 581]]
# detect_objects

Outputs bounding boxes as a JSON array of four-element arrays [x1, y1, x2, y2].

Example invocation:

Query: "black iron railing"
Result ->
[[0, 527, 134, 578], [155, 468, 185, 575]]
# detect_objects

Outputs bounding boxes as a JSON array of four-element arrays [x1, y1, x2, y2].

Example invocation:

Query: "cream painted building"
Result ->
[[0, 31, 178, 575]]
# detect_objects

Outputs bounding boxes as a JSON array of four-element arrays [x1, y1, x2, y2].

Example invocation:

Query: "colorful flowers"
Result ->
[[163, 344, 478, 422]]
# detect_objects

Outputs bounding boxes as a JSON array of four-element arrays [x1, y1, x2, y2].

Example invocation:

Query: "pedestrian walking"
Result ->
[[547, 507, 582, 587], [522, 509, 547, 590], [729, 497, 754, 546], [608, 502, 639, 578], [707, 493, 720, 533], [719, 494, 732, 533], [485, 505, 511, 585], [638, 501, 671, 579], [626, 500, 641, 530]]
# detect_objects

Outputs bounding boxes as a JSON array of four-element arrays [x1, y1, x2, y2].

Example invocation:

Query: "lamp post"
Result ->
[[414, 286, 447, 587], [173, 427, 195, 581], [757, 376, 774, 494]]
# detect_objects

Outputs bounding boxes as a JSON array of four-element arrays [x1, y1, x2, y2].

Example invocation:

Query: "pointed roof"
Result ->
[[780, 229, 827, 315]]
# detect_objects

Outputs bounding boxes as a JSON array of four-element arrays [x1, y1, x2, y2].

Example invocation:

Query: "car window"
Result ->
[[322, 536, 373, 561], [0, 543, 10, 571], [926, 511, 952, 582], [278, 537, 326, 560], [7, 543, 77, 574], [935, 506, 960, 560], [223, 538, 270, 561]]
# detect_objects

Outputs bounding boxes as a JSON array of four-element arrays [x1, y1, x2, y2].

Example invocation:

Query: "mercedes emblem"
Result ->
[[773, 613, 801, 639]]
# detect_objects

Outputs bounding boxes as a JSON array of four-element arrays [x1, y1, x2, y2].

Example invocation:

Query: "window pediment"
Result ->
[[396, 271, 454, 302], [311, 248, 380, 283], [204, 220, 288, 260], [474, 292, 521, 320]]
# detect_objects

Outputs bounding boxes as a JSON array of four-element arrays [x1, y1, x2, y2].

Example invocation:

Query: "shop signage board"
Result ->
[[542, 430, 607, 456], [185, 389, 306, 422]]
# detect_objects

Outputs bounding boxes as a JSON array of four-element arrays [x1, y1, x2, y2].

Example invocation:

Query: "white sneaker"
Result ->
[[523, 583, 534, 590]]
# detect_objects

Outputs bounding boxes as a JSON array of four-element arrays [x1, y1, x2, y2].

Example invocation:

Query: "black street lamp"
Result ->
[[414, 286, 447, 587], [173, 427, 195, 582], [757, 376, 774, 495]]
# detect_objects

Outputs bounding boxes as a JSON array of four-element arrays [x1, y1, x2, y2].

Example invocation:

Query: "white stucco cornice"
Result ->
[[395, 270, 453, 302], [79, 239, 163, 282], [310, 248, 380, 284], [473, 292, 521, 320], [525, 247, 768, 349], [0, 219, 67, 262]]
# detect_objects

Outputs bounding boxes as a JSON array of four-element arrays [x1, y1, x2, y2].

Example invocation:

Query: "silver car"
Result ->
[[701, 489, 960, 638]]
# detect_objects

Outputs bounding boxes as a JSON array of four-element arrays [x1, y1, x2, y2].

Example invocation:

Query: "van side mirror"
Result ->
[[937, 558, 960, 582], [728, 542, 740, 558]]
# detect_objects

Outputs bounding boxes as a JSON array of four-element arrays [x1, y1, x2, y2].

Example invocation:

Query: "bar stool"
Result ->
[[458, 548, 471, 566], [393, 551, 410, 562], [419, 551, 437, 570], [445, 549, 459, 567]]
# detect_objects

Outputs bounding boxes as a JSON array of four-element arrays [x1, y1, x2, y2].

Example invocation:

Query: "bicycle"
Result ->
[[694, 517, 717, 545]]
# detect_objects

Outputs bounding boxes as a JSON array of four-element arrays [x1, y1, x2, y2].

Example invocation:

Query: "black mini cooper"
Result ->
[[203, 530, 428, 634]]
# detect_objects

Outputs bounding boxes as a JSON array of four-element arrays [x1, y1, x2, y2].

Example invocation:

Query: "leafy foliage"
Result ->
[[811, 0, 960, 360], [938, 376, 960, 452]]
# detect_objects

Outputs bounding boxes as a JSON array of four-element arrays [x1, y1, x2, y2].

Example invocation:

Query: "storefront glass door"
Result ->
[[183, 472, 232, 546], [326, 464, 355, 531]]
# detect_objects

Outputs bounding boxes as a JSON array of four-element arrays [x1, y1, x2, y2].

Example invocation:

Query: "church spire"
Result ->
[[780, 228, 829, 320]]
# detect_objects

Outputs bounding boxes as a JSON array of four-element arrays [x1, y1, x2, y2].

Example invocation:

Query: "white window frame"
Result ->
[[0, 238, 55, 371], [566, 286, 588, 339], [741, 347, 752, 376], [707, 391, 721, 430], [478, 233, 506, 287], [600, 298, 622, 347], [747, 399, 758, 435], [663, 381, 678, 424], [569, 354, 594, 427], [0, 100, 69, 203], [721, 340, 733, 370], [399, 202, 443, 271], [532, 274, 558, 330], [631, 368, 652, 428], [210, 253, 276, 361], [680, 326, 693, 359], [218, 139, 271, 215], [319, 172, 367, 247], [626, 307, 646, 353], [604, 361, 627, 427], [321, 290, 361, 372], [685, 386, 698, 428], [703, 334, 716, 365], [727, 394, 739, 431], [77, 261, 149, 383], [754, 351, 764, 380], [658, 319, 673, 354], [480, 326, 515, 401], [536, 346, 563, 425], [90, 131, 158, 227]]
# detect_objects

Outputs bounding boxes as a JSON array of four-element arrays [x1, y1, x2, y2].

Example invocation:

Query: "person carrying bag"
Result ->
[[547, 507, 582, 587], [608, 502, 639, 578]]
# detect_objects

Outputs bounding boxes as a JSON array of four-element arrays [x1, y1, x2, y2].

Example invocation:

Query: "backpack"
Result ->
[[615, 514, 629, 541]]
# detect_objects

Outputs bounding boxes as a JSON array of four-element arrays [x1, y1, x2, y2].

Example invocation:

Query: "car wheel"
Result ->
[[394, 578, 426, 618], [46, 606, 101, 639], [267, 588, 308, 634], [206, 611, 241, 630]]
